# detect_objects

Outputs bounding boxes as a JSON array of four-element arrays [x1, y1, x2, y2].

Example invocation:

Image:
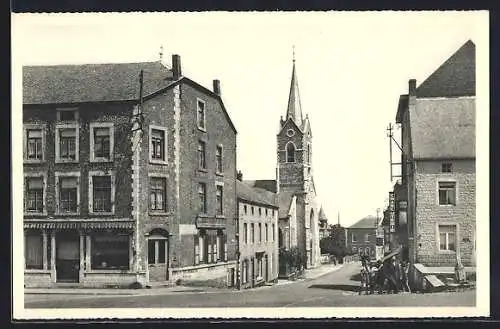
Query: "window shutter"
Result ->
[[194, 235, 200, 265]]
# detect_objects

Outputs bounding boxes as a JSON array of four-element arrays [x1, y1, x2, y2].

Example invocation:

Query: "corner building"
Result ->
[[23, 55, 238, 287]]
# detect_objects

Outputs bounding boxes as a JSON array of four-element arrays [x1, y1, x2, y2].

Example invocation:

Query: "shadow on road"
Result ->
[[308, 284, 360, 293], [350, 273, 362, 282]]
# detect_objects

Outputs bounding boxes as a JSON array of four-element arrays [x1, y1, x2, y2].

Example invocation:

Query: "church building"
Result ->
[[248, 56, 322, 272]]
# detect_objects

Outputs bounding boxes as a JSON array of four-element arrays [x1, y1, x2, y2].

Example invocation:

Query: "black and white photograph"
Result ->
[[12, 11, 489, 319]]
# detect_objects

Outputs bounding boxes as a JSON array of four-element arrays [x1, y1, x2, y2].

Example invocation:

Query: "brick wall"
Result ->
[[23, 104, 134, 219], [414, 159, 476, 266], [346, 228, 378, 257]]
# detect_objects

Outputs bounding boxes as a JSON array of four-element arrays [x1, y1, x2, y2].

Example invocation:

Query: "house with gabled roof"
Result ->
[[346, 215, 382, 258], [395, 40, 476, 284], [22, 54, 238, 288]]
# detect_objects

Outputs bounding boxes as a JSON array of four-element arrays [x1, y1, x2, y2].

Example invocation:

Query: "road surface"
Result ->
[[24, 262, 475, 308]]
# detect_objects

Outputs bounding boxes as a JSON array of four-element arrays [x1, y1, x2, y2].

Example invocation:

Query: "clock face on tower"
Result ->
[[287, 129, 295, 137]]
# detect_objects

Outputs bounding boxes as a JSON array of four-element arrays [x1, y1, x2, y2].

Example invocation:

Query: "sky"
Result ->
[[12, 11, 488, 227]]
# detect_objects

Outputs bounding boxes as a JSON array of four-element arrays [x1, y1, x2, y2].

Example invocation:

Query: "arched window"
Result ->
[[286, 142, 295, 163], [309, 209, 314, 228]]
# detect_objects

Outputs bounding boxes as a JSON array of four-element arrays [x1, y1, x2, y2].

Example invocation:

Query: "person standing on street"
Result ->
[[401, 260, 411, 293]]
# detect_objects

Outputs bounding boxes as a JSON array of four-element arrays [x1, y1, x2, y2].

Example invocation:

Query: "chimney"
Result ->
[[213, 79, 221, 96], [408, 79, 417, 97], [172, 54, 182, 80], [236, 170, 243, 181]]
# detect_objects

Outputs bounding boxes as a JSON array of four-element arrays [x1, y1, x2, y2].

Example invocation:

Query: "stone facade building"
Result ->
[[395, 40, 476, 273], [236, 179, 279, 289], [346, 216, 381, 258], [23, 54, 238, 287]]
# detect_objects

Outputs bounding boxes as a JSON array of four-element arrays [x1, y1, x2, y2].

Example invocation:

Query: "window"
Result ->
[[439, 181, 456, 205], [265, 208, 268, 216], [251, 207, 254, 215], [216, 185, 223, 216], [244, 205, 247, 214], [352, 246, 358, 253], [364, 233, 370, 242], [150, 177, 167, 212], [265, 223, 268, 242], [216, 145, 223, 174], [243, 223, 248, 244], [272, 224, 275, 242], [57, 108, 78, 121], [25, 229, 43, 269], [217, 231, 226, 261], [259, 208, 262, 216], [25, 176, 44, 213], [272, 209, 275, 216], [91, 233, 129, 270], [56, 125, 79, 162], [352, 234, 357, 243], [439, 225, 457, 252], [26, 129, 43, 160], [442, 163, 452, 173], [198, 183, 207, 214], [258, 223, 262, 242], [286, 142, 295, 163], [197, 99, 206, 130], [148, 238, 167, 264], [90, 123, 114, 162], [89, 173, 114, 214], [257, 257, 263, 278], [151, 128, 165, 161], [195, 231, 217, 264], [251, 223, 255, 243], [307, 143, 311, 164], [59, 177, 78, 213], [198, 141, 206, 169]]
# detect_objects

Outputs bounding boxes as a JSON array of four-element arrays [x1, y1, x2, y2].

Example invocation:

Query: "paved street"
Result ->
[[24, 262, 475, 308]]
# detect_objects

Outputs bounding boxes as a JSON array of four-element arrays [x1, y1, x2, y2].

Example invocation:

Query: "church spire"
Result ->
[[286, 47, 303, 127]]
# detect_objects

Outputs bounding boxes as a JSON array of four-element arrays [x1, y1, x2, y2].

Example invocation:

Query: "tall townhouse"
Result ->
[[23, 54, 238, 288], [395, 40, 476, 279], [236, 178, 279, 289]]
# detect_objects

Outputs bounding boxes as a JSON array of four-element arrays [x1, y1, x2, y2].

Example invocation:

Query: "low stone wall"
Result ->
[[24, 270, 52, 288], [170, 261, 236, 288], [81, 271, 145, 288]]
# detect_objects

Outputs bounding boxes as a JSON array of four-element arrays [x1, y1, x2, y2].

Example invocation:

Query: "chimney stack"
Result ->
[[213, 79, 221, 96], [236, 170, 243, 181], [408, 79, 417, 96], [172, 54, 182, 80]]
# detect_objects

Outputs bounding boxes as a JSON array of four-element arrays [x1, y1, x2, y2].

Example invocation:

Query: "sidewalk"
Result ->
[[24, 285, 222, 296], [303, 263, 344, 280]]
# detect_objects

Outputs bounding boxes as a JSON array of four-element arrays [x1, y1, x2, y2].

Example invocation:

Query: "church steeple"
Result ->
[[286, 48, 303, 127]]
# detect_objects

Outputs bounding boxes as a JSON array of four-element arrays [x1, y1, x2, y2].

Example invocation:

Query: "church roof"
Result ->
[[242, 180, 277, 193], [348, 215, 379, 229], [285, 60, 303, 127], [318, 206, 328, 222], [416, 40, 475, 98], [278, 191, 295, 219]]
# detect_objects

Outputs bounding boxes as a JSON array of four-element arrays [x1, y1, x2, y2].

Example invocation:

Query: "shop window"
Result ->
[[91, 233, 129, 270], [25, 229, 43, 269]]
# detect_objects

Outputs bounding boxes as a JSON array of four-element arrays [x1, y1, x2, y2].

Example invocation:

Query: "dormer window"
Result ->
[[442, 163, 452, 173], [286, 142, 296, 163], [57, 108, 78, 121]]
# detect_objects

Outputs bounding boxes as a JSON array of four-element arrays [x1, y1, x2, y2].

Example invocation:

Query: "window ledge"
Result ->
[[91, 158, 113, 163], [24, 212, 47, 217], [86, 269, 132, 274], [55, 212, 80, 216], [197, 127, 207, 133], [438, 204, 456, 207], [215, 172, 224, 177], [438, 250, 457, 254], [89, 212, 115, 216], [149, 211, 172, 217], [25, 269, 50, 273], [198, 168, 208, 173], [24, 159, 45, 164], [216, 215, 225, 219], [55, 159, 79, 164], [150, 160, 168, 166]]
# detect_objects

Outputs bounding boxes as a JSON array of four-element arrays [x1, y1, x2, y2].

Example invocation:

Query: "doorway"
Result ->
[[148, 230, 169, 281], [56, 230, 80, 282]]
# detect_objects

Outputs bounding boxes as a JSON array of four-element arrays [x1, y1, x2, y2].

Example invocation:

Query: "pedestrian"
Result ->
[[401, 260, 411, 293]]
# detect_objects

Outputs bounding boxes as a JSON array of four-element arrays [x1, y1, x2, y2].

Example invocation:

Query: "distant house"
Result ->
[[346, 216, 381, 258], [23, 55, 238, 288], [237, 179, 279, 289], [395, 40, 476, 275]]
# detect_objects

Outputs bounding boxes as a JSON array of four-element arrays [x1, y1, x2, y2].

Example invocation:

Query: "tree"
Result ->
[[320, 224, 349, 262]]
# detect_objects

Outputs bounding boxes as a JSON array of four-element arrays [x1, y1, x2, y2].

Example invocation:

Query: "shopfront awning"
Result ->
[[24, 220, 135, 230]]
